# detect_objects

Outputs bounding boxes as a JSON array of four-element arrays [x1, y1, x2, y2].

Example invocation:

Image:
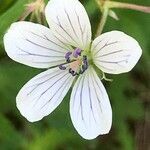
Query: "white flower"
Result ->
[[3, 0, 142, 140]]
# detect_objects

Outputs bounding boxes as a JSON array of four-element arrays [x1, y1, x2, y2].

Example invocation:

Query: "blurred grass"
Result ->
[[0, 0, 150, 150]]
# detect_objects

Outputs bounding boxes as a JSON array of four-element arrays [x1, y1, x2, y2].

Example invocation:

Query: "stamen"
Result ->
[[69, 68, 76, 76], [82, 64, 88, 71], [59, 65, 66, 70], [73, 48, 81, 58], [82, 55, 88, 71], [59, 48, 89, 76], [65, 52, 72, 63], [69, 68, 73, 74], [65, 52, 72, 59], [83, 55, 87, 63], [66, 58, 71, 63]]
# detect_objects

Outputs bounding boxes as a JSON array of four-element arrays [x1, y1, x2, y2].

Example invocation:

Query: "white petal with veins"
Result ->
[[4, 21, 71, 68], [17, 67, 74, 122], [70, 67, 112, 140], [45, 0, 91, 50], [91, 31, 142, 74]]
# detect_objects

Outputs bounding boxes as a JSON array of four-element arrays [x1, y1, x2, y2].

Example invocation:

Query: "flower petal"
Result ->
[[4, 21, 71, 68], [17, 67, 74, 122], [45, 0, 91, 50], [91, 31, 142, 74], [70, 67, 112, 140]]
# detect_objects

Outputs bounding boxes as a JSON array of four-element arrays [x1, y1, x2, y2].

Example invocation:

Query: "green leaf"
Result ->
[[0, 0, 15, 15], [0, 0, 28, 48], [0, 114, 26, 150]]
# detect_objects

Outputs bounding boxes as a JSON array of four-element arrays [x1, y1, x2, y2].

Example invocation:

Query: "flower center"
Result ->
[[59, 48, 88, 76]]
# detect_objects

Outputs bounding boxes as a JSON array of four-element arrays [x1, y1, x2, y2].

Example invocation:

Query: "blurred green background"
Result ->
[[0, 0, 149, 150]]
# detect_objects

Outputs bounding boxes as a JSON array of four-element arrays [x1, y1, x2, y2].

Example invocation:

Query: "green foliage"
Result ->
[[0, 0, 27, 48], [0, 0, 149, 150], [0, 113, 25, 150]]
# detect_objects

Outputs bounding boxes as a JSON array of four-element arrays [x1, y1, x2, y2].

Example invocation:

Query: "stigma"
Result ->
[[59, 48, 88, 76]]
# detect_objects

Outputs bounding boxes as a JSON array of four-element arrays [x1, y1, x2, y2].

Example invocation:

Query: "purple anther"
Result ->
[[82, 64, 88, 71], [69, 68, 77, 76], [69, 68, 75, 74], [81, 55, 88, 72], [83, 55, 87, 63], [66, 58, 71, 63], [69, 68, 73, 73], [59, 65, 66, 70], [71, 70, 75, 74], [73, 48, 82, 58], [65, 52, 72, 59]]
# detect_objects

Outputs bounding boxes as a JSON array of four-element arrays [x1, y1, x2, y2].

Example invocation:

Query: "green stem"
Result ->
[[106, 1, 150, 13], [95, 7, 109, 37]]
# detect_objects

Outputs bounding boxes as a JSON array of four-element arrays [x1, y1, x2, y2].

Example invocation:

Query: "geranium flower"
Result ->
[[3, 0, 142, 140]]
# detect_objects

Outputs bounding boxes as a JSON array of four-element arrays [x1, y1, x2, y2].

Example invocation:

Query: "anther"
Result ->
[[69, 68, 73, 74], [82, 55, 88, 71], [65, 51, 72, 59], [82, 64, 87, 71], [73, 48, 81, 58], [83, 55, 87, 62], [69, 68, 77, 76], [59, 65, 66, 70], [66, 58, 71, 63]]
